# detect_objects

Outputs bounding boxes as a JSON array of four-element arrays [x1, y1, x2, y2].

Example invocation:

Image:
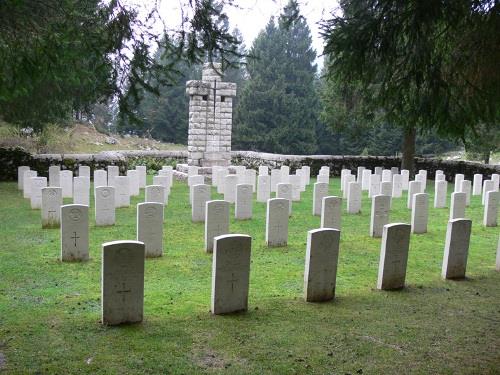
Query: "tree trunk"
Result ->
[[401, 127, 416, 176], [483, 151, 490, 164]]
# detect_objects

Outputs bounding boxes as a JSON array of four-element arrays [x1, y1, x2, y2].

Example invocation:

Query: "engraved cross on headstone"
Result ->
[[116, 282, 131, 303], [228, 272, 238, 293], [71, 232, 79, 247]]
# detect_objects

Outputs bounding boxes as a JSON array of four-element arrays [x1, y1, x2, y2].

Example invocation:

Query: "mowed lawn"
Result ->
[[0, 176, 499, 374]]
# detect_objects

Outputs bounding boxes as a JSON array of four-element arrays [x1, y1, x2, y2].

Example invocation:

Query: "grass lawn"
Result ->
[[0, 176, 499, 374]]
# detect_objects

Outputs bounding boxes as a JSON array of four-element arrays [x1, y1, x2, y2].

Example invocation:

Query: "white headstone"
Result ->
[[340, 169, 352, 192], [145, 185, 165, 204], [101, 240, 145, 325], [245, 169, 257, 192], [302, 166, 311, 185], [382, 169, 392, 183], [137, 202, 164, 257], [289, 175, 301, 201], [23, 170, 37, 198], [18, 166, 30, 190], [78, 165, 90, 178], [127, 170, 140, 196], [114, 176, 130, 208], [435, 173, 445, 182], [152, 175, 170, 203], [216, 168, 228, 194], [357, 166, 366, 185], [317, 174, 329, 184], [391, 167, 399, 175], [158, 169, 173, 190], [73, 176, 90, 206], [189, 174, 204, 204], [342, 175, 355, 199], [188, 166, 199, 177], [304, 228, 341, 302], [60, 204, 89, 261], [276, 183, 292, 216], [434, 180, 448, 208], [313, 182, 329, 216], [415, 173, 426, 193], [347, 181, 361, 214], [136, 165, 147, 189], [369, 174, 381, 198], [374, 167, 383, 176], [270, 169, 281, 193], [107, 166, 119, 187], [407, 181, 421, 209], [235, 184, 253, 220], [441, 219, 472, 279], [49, 165, 60, 187], [94, 169, 107, 189], [392, 174, 403, 198], [224, 175, 238, 203], [192, 184, 211, 222], [321, 196, 342, 230], [484, 190, 498, 227], [459, 180, 471, 206], [362, 169, 372, 191], [30, 177, 47, 209], [205, 200, 230, 253], [280, 166, 290, 184], [492, 173, 500, 190], [450, 192, 466, 220], [370, 195, 391, 238], [266, 198, 289, 247], [41, 187, 62, 228], [380, 181, 392, 197], [472, 174, 483, 196], [211, 234, 251, 315], [401, 169, 410, 190], [95, 186, 115, 226], [454, 174, 464, 193], [257, 175, 271, 203], [377, 223, 411, 290], [482, 180, 496, 205], [411, 193, 429, 234], [258, 165, 269, 176], [59, 170, 72, 198]]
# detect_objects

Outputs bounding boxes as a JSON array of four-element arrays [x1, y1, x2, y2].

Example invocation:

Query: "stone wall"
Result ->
[[230, 151, 500, 181]]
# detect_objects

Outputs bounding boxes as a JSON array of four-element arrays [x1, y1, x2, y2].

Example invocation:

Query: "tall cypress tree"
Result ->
[[233, 0, 318, 154]]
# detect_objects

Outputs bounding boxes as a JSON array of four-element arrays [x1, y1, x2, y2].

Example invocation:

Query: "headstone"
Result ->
[[484, 191, 498, 227], [317, 174, 329, 184], [79, 165, 90, 178], [340, 169, 352, 192], [94, 169, 107, 189], [216, 168, 228, 194], [192, 184, 211, 222], [280, 166, 290, 184], [496, 236, 500, 272], [245, 169, 257, 192], [320, 166, 330, 176], [380, 181, 392, 197], [59, 170, 73, 198], [60, 204, 89, 261], [347, 181, 361, 214], [374, 167, 383, 176], [95, 186, 115, 226], [401, 169, 410, 190], [435, 173, 445, 182], [492, 173, 500, 190], [415, 173, 426, 193], [127, 170, 140, 196], [136, 165, 147, 189], [266, 198, 289, 247], [302, 166, 311, 185], [362, 169, 372, 191], [145, 185, 165, 204], [369, 174, 381, 198], [270, 169, 281, 193], [188, 174, 204, 204], [454, 174, 464, 193], [459, 180, 471, 206], [258, 166, 269, 176], [407, 181, 421, 209], [152, 175, 170, 203], [211, 234, 251, 315], [441, 219, 472, 279], [49, 165, 60, 187], [205, 200, 230, 253], [107, 166, 119, 187], [382, 169, 392, 183], [482, 180, 496, 205], [450, 192, 466, 220], [136, 202, 163, 257], [162, 165, 173, 172], [235, 184, 253, 220], [411, 193, 429, 234], [114, 176, 130, 208], [321, 196, 342, 230], [357, 166, 365, 185], [101, 240, 145, 325], [158, 169, 174, 190], [377, 223, 411, 290], [289, 175, 301, 201], [304, 228, 341, 302], [472, 174, 483, 196], [257, 175, 271, 203], [342, 175, 355, 199], [30, 177, 47, 209], [188, 166, 199, 177], [18, 166, 30, 190], [370, 195, 391, 238], [276, 183, 292, 216], [23, 170, 37, 198], [418, 169, 427, 180], [224, 175, 238, 203], [73, 176, 90, 206], [313, 182, 329, 216], [434, 180, 448, 208], [391, 167, 399, 175], [392, 174, 403, 198], [42, 187, 62, 228]]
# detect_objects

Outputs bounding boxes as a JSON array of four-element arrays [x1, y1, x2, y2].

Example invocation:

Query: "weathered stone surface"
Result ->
[[434, 180, 448, 208], [362, 169, 371, 191], [41, 187, 62, 228], [472, 174, 483, 196], [289, 174, 301, 201], [321, 196, 342, 230], [304, 228, 341, 302], [370, 195, 391, 238], [482, 180, 496, 205], [313, 182, 329, 216], [484, 190, 498, 227], [407, 181, 421, 209], [49, 165, 60, 187], [152, 175, 170, 203], [281, 166, 290, 184], [347, 181, 361, 214], [101, 240, 145, 325], [369, 174, 381, 198], [392, 174, 403, 198], [382, 169, 392, 183], [145, 185, 166, 204], [30, 177, 47, 209], [95, 186, 115, 226], [415, 173, 426, 193], [205, 200, 230, 252], [270, 169, 281, 192], [59, 170, 73, 198], [342, 175, 355, 199], [317, 174, 329, 184], [276, 183, 292, 216], [259, 166, 269, 176], [114, 176, 130, 208], [127, 170, 140, 196], [18, 166, 30, 190], [211, 234, 251, 314], [107, 166, 119, 187], [401, 169, 410, 190], [94, 169, 107, 189], [192, 184, 211, 222], [224, 175, 238, 203], [377, 223, 411, 290], [357, 166, 365, 185], [441, 219, 472, 279], [411, 193, 429, 234], [380, 181, 392, 197], [137, 202, 164, 257], [257, 175, 271, 203], [235, 184, 253, 220], [454, 174, 464, 193], [460, 180, 471, 206], [244, 169, 256, 192], [61, 204, 89, 261], [23, 170, 37, 199], [73, 176, 90, 206], [450, 192, 466, 220], [79, 165, 90, 178], [136, 165, 147, 188], [266, 198, 289, 247]]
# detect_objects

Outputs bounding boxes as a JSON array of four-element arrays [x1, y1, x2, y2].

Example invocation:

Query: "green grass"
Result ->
[[0, 177, 499, 374]]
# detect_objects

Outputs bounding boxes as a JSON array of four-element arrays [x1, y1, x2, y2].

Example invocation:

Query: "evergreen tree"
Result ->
[[233, 0, 318, 154]]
